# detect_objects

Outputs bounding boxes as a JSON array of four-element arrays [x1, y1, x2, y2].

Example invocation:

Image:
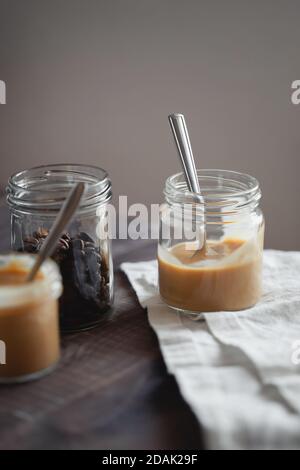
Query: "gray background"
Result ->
[[0, 0, 299, 249]]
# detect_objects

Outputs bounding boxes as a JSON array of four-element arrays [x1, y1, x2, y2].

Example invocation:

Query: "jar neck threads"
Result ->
[[164, 169, 261, 217], [7, 164, 112, 215]]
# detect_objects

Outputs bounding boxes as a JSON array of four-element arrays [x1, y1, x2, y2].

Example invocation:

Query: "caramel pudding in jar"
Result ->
[[158, 234, 263, 312], [159, 169, 265, 314], [0, 254, 62, 383]]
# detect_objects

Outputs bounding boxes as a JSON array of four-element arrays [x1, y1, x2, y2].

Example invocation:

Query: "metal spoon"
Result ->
[[27, 182, 85, 282], [168, 113, 206, 251]]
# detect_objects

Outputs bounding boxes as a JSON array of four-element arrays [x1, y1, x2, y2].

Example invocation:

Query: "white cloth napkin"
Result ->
[[121, 250, 300, 450]]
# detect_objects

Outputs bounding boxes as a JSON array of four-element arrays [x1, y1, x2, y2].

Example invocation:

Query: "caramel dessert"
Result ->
[[0, 258, 61, 383], [158, 237, 263, 312]]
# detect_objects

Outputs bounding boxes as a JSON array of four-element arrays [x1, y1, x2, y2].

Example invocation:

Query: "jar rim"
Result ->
[[165, 169, 261, 209], [7, 164, 112, 213], [0, 253, 63, 307]]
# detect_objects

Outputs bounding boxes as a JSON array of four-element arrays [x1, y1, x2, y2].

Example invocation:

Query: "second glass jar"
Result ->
[[7, 164, 114, 332], [158, 169, 265, 314]]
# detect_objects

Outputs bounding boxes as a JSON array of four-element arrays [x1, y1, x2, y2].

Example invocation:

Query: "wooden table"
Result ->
[[0, 206, 203, 450]]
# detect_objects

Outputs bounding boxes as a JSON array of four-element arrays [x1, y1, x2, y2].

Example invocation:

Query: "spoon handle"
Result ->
[[168, 113, 205, 252], [27, 182, 85, 282], [168, 113, 201, 195]]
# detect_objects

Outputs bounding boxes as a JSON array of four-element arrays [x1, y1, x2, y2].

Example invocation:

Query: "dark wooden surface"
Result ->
[[0, 206, 203, 450]]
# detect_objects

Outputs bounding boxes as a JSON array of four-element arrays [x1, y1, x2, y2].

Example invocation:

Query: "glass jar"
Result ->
[[6, 164, 113, 332], [158, 170, 265, 314], [0, 253, 62, 383]]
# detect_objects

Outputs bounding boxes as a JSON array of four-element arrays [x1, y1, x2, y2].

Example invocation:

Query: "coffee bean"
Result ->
[[58, 238, 70, 251], [24, 236, 39, 246], [24, 237, 39, 253], [61, 233, 71, 242], [35, 228, 49, 239]]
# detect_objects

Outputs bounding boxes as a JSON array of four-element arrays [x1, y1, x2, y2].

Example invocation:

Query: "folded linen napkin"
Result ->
[[121, 250, 300, 450]]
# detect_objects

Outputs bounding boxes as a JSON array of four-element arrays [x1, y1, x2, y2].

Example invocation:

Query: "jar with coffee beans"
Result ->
[[6, 164, 113, 332]]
